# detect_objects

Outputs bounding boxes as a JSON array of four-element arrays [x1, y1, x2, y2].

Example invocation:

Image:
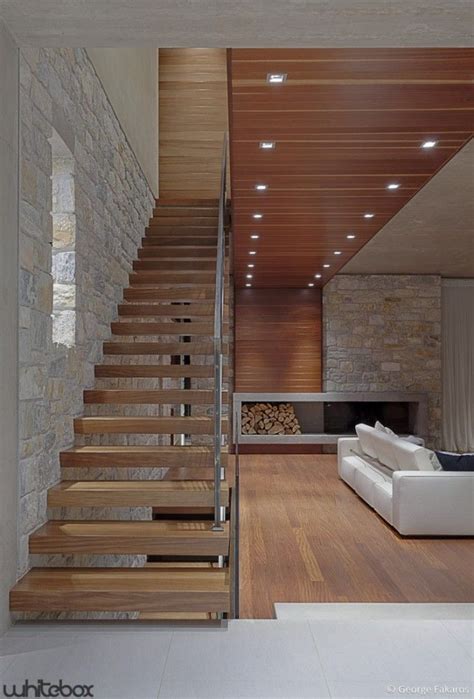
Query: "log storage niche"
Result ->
[[241, 402, 302, 436]]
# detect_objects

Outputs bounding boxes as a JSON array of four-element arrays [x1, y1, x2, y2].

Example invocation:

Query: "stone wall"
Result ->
[[323, 275, 442, 447], [0, 19, 19, 635], [18, 48, 155, 577]]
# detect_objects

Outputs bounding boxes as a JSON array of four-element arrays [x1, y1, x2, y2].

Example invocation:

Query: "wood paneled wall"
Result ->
[[235, 289, 322, 392], [159, 49, 228, 198]]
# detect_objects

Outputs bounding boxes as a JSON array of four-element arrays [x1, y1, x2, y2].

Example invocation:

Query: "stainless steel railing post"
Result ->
[[212, 132, 228, 532]]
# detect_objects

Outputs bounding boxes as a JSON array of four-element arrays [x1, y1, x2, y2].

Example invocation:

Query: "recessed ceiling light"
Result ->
[[267, 73, 287, 84], [334, 251, 342, 255], [252, 213, 263, 219], [422, 140, 437, 149], [245, 283, 252, 287], [323, 264, 330, 268], [246, 274, 253, 279], [347, 234, 356, 239], [308, 283, 315, 287], [363, 213, 374, 219], [248, 264, 254, 268], [249, 250, 257, 255], [314, 273, 322, 279], [255, 184, 267, 191], [259, 141, 275, 149], [387, 183, 400, 190], [250, 234, 259, 239]]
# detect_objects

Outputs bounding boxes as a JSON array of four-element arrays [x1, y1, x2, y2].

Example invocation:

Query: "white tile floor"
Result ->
[[0, 616, 472, 699]]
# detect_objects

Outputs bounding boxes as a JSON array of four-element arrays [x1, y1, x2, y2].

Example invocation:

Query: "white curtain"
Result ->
[[442, 279, 474, 452]]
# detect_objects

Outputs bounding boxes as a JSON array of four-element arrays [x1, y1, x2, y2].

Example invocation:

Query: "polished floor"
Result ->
[[238, 455, 474, 618], [0, 617, 472, 698]]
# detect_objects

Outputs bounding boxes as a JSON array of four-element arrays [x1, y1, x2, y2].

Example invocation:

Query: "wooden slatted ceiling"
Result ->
[[159, 49, 228, 198], [229, 48, 474, 288]]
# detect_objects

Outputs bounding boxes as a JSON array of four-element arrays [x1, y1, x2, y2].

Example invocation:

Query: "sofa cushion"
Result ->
[[392, 439, 436, 471], [373, 481, 393, 525], [435, 451, 474, 472], [353, 463, 388, 507], [355, 423, 377, 458], [339, 456, 362, 487], [370, 429, 399, 471]]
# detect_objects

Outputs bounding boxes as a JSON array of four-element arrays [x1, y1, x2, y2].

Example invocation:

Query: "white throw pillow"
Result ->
[[375, 420, 425, 447], [355, 423, 377, 458], [375, 420, 396, 436], [392, 439, 436, 471], [371, 429, 399, 471]]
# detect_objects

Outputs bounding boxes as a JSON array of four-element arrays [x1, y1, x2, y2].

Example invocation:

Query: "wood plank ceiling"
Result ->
[[229, 49, 474, 288]]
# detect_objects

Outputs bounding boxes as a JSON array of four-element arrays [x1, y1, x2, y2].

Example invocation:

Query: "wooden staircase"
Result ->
[[10, 199, 233, 618]]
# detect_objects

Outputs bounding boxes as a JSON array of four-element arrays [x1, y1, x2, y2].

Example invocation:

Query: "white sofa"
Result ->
[[338, 424, 474, 536]]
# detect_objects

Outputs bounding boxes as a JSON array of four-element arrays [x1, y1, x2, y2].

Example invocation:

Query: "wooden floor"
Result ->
[[238, 454, 474, 619]]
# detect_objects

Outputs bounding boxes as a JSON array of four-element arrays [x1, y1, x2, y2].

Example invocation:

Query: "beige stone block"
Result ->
[[54, 282, 75, 309], [52, 213, 75, 247]]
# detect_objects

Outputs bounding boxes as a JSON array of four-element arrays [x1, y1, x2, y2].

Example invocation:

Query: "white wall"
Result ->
[[0, 18, 19, 635], [87, 48, 158, 195]]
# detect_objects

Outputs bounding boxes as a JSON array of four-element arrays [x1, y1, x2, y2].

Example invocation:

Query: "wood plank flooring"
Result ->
[[238, 454, 474, 618]]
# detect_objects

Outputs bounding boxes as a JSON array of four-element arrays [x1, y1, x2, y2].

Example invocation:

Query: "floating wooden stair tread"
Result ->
[[155, 198, 218, 206], [60, 445, 227, 468], [95, 364, 227, 379], [84, 389, 228, 405], [148, 217, 217, 226], [138, 247, 217, 258], [142, 236, 218, 247], [117, 303, 217, 317], [10, 567, 229, 613], [152, 206, 218, 214], [103, 341, 227, 355], [123, 287, 216, 301], [48, 480, 229, 508], [29, 520, 229, 555], [74, 416, 228, 434], [133, 260, 216, 271], [110, 321, 218, 336], [130, 271, 215, 285]]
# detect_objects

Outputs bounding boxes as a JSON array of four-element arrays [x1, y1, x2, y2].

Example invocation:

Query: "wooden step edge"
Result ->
[[28, 520, 230, 555], [48, 480, 230, 508], [10, 567, 230, 613], [110, 321, 218, 336], [138, 611, 217, 620], [103, 342, 229, 356], [94, 365, 229, 378], [59, 446, 228, 468], [83, 389, 228, 405], [73, 416, 229, 434]]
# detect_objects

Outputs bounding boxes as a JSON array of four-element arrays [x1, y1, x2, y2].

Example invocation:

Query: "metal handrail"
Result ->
[[212, 132, 228, 531]]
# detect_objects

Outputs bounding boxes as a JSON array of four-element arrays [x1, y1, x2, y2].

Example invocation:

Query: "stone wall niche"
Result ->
[[50, 130, 76, 348]]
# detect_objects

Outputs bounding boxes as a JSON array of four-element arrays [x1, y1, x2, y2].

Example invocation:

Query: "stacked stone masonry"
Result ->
[[323, 275, 442, 447], [18, 48, 156, 579]]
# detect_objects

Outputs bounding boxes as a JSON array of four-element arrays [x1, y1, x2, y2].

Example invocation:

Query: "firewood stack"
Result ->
[[241, 402, 302, 435]]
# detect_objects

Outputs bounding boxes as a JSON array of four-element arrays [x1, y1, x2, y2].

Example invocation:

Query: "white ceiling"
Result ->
[[342, 139, 474, 277], [0, 0, 472, 47]]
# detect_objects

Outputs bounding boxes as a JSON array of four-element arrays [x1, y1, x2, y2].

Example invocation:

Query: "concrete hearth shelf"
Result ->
[[233, 392, 428, 445]]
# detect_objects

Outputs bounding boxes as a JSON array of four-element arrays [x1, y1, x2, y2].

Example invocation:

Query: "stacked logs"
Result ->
[[241, 402, 302, 435]]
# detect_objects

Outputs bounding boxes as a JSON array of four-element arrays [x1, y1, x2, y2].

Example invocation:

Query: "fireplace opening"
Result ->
[[324, 401, 411, 434]]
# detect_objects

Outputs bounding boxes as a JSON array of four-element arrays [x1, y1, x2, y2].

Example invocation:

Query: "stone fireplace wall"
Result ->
[[323, 274, 442, 447]]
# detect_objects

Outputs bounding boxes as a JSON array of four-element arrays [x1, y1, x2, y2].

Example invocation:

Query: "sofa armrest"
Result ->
[[392, 471, 474, 536], [337, 438, 363, 474]]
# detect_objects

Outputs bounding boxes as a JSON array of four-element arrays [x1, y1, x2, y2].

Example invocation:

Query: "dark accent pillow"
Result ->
[[435, 451, 474, 472]]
